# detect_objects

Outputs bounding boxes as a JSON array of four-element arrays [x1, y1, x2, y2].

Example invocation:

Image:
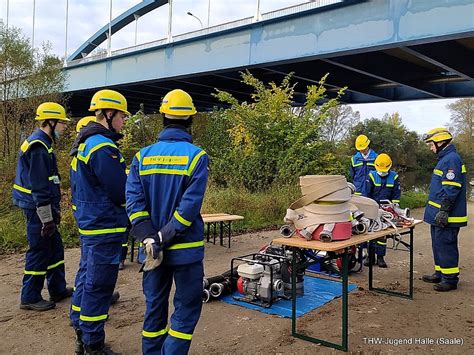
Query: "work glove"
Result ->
[[141, 238, 163, 272], [52, 207, 61, 225], [36, 204, 57, 237], [435, 211, 449, 227], [435, 199, 452, 228], [158, 222, 176, 247], [130, 219, 157, 243]]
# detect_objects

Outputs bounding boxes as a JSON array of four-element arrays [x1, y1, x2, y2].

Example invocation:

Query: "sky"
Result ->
[[0, 0, 462, 133]]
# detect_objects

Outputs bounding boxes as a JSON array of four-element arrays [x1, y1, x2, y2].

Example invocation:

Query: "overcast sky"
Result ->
[[0, 0, 461, 133]]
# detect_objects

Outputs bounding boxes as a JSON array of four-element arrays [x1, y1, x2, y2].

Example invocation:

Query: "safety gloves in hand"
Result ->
[[435, 199, 451, 227], [142, 238, 163, 272], [36, 204, 57, 237]]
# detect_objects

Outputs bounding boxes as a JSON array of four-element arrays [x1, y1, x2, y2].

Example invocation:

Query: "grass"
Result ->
[[0, 185, 428, 253]]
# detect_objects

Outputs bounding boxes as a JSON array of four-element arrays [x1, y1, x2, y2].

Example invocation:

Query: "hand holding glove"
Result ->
[[36, 204, 57, 237]]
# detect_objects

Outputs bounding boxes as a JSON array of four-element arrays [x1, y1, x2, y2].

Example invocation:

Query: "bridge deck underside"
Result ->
[[67, 36, 474, 116]]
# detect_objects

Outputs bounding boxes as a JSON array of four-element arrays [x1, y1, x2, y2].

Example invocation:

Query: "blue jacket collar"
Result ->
[[437, 144, 456, 159], [158, 126, 192, 143], [33, 128, 53, 146]]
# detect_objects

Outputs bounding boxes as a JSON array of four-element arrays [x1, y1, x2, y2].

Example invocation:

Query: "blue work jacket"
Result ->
[[13, 129, 61, 210], [126, 126, 209, 266], [424, 144, 467, 228], [362, 170, 401, 204], [71, 123, 128, 241], [350, 149, 378, 194]]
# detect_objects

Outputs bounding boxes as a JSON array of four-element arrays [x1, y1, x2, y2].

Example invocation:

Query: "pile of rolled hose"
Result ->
[[202, 268, 237, 303]]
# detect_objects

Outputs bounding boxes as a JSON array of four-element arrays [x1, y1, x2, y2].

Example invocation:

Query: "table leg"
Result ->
[[367, 228, 414, 299], [291, 247, 349, 352], [220, 221, 224, 246]]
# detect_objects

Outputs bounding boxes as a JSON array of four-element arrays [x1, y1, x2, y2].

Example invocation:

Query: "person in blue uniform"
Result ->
[[69, 89, 129, 355], [422, 128, 467, 292], [362, 153, 401, 268], [13, 102, 73, 311], [350, 134, 378, 195], [126, 89, 209, 355]]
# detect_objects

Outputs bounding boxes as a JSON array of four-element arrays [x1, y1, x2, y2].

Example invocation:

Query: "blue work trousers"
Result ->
[[430, 225, 460, 285], [142, 261, 204, 355], [70, 234, 122, 345], [21, 208, 66, 304]]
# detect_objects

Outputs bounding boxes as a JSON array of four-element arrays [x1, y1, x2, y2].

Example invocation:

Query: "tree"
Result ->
[[209, 71, 346, 191], [320, 105, 360, 143], [0, 23, 65, 170], [348, 116, 435, 172], [447, 98, 474, 170]]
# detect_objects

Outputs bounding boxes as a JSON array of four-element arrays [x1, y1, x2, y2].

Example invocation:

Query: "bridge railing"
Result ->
[[66, 0, 342, 67]]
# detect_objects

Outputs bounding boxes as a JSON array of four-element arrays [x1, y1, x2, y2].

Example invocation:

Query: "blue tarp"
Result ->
[[220, 277, 357, 318]]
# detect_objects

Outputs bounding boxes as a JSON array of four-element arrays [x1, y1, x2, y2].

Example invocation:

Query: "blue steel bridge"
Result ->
[[64, 0, 474, 116]]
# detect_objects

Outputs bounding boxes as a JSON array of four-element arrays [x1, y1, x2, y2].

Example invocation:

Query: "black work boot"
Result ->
[[111, 291, 120, 305], [75, 329, 85, 355], [363, 253, 375, 266], [20, 299, 56, 311], [433, 282, 457, 292], [377, 255, 388, 268], [422, 274, 441, 283], [84, 342, 119, 355], [50, 286, 74, 302]]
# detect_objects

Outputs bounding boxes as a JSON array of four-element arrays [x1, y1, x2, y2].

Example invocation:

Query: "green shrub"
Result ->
[[400, 190, 428, 209]]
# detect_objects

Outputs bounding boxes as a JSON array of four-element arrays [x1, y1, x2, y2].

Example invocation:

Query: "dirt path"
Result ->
[[0, 204, 473, 354]]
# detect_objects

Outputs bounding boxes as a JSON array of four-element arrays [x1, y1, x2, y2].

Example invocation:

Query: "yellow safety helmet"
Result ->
[[76, 116, 96, 133], [375, 153, 392, 173], [159, 89, 197, 117], [89, 89, 131, 116], [422, 128, 453, 143], [355, 134, 370, 151], [35, 102, 69, 121]]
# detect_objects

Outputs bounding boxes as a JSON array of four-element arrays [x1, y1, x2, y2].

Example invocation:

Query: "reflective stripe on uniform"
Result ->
[[80, 314, 108, 322], [376, 241, 386, 245], [442, 181, 462, 188], [392, 199, 400, 203], [129, 211, 150, 222], [435, 265, 441, 271], [433, 169, 443, 176], [173, 211, 192, 227], [188, 150, 206, 175], [167, 240, 204, 250], [428, 201, 467, 223], [440, 266, 460, 274], [71, 304, 81, 312], [367, 163, 375, 167], [461, 165, 467, 173], [139, 168, 188, 176], [77, 142, 118, 164], [168, 328, 193, 340], [71, 157, 78, 171], [72, 205, 77, 211], [428, 200, 441, 208], [79, 227, 127, 235], [24, 270, 47, 275], [447, 216, 468, 223], [47, 260, 64, 270], [369, 174, 380, 187], [122, 243, 128, 247], [142, 327, 168, 338], [354, 192, 362, 195], [21, 139, 53, 154], [13, 184, 32, 194]]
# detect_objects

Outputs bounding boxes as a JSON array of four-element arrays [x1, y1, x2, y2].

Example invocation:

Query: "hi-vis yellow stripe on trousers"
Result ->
[[168, 328, 193, 340], [142, 327, 169, 338]]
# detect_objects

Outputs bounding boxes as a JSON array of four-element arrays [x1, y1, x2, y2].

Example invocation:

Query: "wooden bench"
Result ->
[[129, 213, 244, 261], [202, 213, 244, 248]]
